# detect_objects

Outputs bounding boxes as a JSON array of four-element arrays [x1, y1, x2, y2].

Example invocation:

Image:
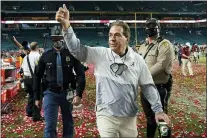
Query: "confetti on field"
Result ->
[[1, 62, 206, 138]]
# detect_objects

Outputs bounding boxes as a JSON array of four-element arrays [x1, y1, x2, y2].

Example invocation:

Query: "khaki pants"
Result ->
[[181, 58, 193, 76], [193, 52, 198, 58], [96, 113, 138, 138], [193, 52, 199, 63]]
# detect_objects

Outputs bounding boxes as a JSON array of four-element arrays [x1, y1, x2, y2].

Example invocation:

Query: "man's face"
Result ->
[[53, 40, 64, 49], [52, 37, 64, 50], [108, 25, 128, 54]]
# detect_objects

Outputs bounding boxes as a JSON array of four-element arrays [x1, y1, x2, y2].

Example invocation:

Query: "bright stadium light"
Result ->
[[1, 19, 206, 24]]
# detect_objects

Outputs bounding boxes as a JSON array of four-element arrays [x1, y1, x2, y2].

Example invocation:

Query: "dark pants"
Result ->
[[140, 86, 171, 138], [24, 78, 41, 119], [43, 89, 73, 138], [178, 55, 182, 66]]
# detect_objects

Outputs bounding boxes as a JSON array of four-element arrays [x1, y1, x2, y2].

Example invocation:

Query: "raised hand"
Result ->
[[55, 4, 70, 29], [13, 36, 17, 41]]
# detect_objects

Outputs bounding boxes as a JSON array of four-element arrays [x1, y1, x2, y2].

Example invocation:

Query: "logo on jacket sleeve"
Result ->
[[66, 56, 70, 62]]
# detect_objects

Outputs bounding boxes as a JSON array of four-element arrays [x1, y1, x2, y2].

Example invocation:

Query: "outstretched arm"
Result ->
[[12, 36, 24, 49], [56, 4, 106, 65]]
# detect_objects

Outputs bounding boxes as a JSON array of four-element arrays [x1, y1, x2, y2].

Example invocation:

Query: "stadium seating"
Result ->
[[2, 1, 206, 12], [2, 27, 206, 50]]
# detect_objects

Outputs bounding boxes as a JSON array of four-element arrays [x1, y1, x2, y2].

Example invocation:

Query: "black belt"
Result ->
[[48, 85, 69, 93], [49, 85, 63, 93], [24, 76, 33, 79]]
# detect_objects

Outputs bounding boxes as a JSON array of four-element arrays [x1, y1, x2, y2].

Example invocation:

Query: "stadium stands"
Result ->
[[1, 1, 206, 50], [2, 1, 206, 12], [2, 27, 206, 50]]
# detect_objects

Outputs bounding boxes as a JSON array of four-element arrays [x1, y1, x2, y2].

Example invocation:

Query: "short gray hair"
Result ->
[[110, 21, 131, 41]]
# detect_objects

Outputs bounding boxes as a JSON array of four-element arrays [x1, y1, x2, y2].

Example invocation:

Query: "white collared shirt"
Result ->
[[21, 51, 40, 76]]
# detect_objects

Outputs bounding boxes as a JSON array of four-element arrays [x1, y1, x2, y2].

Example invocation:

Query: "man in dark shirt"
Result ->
[[33, 26, 86, 138], [178, 44, 183, 66]]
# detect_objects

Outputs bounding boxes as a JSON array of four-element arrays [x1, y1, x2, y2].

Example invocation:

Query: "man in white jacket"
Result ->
[[56, 4, 171, 137]]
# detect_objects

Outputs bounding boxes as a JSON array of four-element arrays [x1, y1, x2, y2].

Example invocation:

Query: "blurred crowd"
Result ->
[[1, 48, 45, 67]]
